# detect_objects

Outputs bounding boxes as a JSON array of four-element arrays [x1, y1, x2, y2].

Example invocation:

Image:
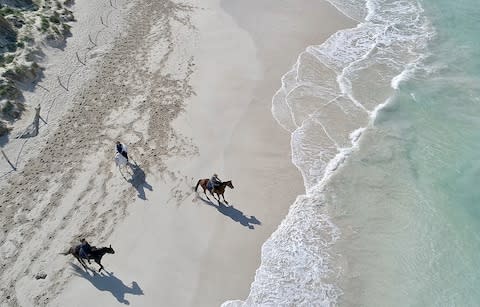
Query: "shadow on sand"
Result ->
[[0, 133, 10, 147], [120, 160, 153, 200], [71, 263, 143, 305], [199, 198, 261, 229]]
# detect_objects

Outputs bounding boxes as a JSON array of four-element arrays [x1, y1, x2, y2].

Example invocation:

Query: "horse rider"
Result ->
[[79, 238, 92, 264], [116, 141, 128, 162], [208, 173, 222, 192]]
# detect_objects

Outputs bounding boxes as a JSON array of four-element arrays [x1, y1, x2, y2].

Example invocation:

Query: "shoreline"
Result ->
[[220, 0, 356, 304], [0, 0, 355, 306]]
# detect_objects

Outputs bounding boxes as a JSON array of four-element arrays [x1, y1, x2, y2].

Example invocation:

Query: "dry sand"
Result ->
[[0, 0, 353, 306]]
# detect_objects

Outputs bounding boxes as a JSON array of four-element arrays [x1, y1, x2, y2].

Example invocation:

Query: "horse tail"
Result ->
[[60, 247, 73, 255], [195, 179, 201, 192]]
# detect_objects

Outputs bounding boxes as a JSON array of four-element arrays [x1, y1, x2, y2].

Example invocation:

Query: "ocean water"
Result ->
[[224, 0, 480, 306]]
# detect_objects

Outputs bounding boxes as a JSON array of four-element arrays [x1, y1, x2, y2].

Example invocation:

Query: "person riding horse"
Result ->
[[195, 176, 234, 204], [208, 173, 222, 192], [116, 141, 128, 162], [79, 238, 93, 263], [62, 241, 115, 272]]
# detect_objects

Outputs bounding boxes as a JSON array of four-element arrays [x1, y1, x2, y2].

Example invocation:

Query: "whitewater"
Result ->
[[222, 0, 445, 305]]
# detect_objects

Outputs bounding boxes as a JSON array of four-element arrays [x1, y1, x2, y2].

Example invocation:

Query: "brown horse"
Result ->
[[195, 179, 234, 204], [62, 244, 115, 272]]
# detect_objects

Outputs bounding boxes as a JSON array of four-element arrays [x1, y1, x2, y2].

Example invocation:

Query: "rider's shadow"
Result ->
[[199, 198, 261, 229], [123, 161, 153, 200], [71, 263, 144, 305]]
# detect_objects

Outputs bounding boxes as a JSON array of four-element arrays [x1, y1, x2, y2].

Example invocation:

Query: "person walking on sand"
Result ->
[[116, 141, 128, 162]]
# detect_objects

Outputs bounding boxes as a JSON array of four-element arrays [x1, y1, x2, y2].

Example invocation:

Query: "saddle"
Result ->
[[75, 244, 97, 258], [207, 180, 221, 191]]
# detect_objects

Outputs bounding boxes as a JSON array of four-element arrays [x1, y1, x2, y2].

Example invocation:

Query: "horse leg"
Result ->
[[95, 259, 104, 272], [210, 189, 220, 203], [221, 193, 228, 205], [214, 191, 221, 204], [204, 188, 210, 201], [76, 256, 88, 271]]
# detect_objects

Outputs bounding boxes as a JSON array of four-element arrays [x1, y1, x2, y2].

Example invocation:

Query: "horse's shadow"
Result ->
[[120, 160, 153, 200], [70, 263, 143, 305], [199, 198, 261, 229]]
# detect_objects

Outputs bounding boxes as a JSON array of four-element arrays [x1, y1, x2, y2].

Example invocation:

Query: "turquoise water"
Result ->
[[331, 0, 480, 305], [224, 0, 480, 305]]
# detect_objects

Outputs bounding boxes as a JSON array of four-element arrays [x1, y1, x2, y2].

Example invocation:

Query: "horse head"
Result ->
[[225, 180, 234, 189], [106, 244, 115, 254]]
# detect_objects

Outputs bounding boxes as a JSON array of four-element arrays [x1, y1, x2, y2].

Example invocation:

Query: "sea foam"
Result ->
[[223, 0, 432, 305]]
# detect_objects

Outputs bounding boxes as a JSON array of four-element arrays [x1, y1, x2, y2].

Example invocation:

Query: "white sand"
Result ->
[[0, 0, 353, 306]]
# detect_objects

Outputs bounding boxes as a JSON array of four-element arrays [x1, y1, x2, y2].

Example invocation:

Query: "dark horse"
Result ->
[[195, 179, 234, 204], [62, 245, 115, 272]]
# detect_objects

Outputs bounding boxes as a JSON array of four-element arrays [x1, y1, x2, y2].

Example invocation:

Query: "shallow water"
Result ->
[[331, 0, 480, 305]]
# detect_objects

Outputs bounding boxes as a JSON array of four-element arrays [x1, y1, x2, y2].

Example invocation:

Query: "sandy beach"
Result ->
[[0, 0, 353, 306]]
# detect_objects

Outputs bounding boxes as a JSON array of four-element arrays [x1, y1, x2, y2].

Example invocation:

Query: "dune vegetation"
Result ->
[[0, 0, 74, 136]]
